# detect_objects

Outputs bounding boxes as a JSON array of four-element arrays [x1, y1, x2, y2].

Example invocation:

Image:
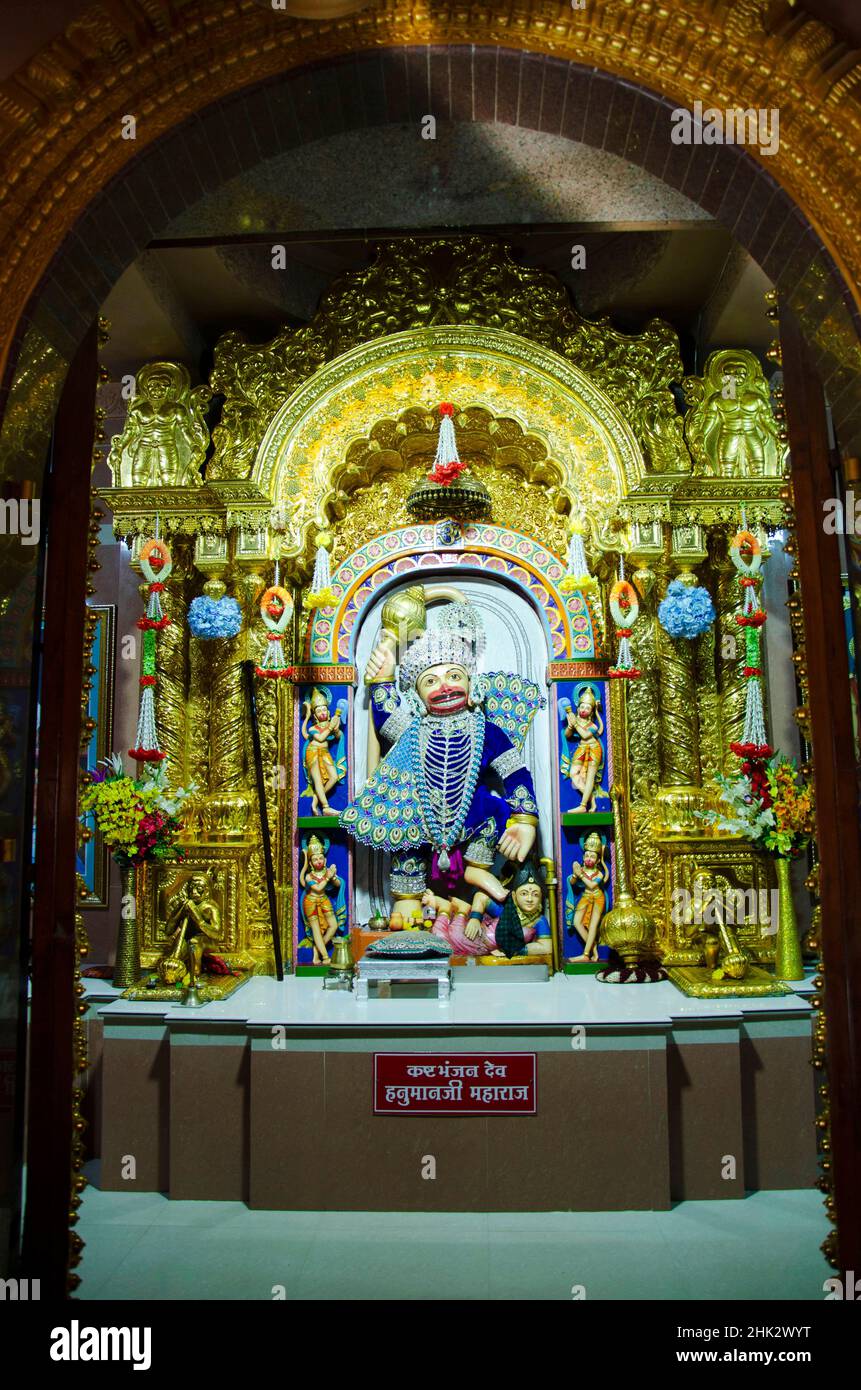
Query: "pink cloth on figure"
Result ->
[[432, 910, 536, 956]]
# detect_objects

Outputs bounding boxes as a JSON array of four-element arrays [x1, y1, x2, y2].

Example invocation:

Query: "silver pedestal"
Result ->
[[356, 955, 452, 1002]]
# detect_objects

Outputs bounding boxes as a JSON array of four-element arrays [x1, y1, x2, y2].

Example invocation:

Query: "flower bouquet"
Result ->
[[700, 753, 814, 979], [658, 578, 715, 640], [80, 755, 195, 986]]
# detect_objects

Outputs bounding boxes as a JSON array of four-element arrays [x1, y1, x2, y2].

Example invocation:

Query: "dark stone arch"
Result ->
[[22, 44, 861, 448]]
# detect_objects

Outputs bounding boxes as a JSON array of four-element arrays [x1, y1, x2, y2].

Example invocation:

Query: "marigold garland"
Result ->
[[729, 527, 769, 762], [255, 582, 294, 678], [608, 572, 641, 678], [129, 537, 172, 763]]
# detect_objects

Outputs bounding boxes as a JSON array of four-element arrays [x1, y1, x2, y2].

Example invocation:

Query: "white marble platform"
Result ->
[[92, 970, 814, 1032]]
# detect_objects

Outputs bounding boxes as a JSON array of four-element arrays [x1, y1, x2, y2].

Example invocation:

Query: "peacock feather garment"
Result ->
[[340, 672, 545, 855]]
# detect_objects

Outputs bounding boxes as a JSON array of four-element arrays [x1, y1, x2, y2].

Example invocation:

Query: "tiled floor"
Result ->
[[76, 1165, 831, 1301]]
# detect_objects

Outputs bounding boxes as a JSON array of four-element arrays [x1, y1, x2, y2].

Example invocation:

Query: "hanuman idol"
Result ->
[[340, 601, 545, 925]]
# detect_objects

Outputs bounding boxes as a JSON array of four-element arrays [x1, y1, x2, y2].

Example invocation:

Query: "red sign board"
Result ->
[[374, 1053, 536, 1115]]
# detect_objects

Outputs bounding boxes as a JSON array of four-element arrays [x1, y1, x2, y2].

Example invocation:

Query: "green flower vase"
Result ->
[[113, 861, 142, 989], [774, 855, 804, 981]]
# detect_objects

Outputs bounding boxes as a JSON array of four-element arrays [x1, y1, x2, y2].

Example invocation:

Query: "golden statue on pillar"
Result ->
[[107, 361, 211, 487]]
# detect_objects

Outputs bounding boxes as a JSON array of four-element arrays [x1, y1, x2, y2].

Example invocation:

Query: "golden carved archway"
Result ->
[[251, 323, 645, 561], [1, 0, 860, 393]]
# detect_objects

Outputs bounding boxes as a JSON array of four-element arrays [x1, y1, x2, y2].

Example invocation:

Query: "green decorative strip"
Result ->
[[142, 626, 156, 676], [561, 811, 614, 827], [563, 961, 604, 975], [296, 815, 340, 830], [295, 964, 331, 976]]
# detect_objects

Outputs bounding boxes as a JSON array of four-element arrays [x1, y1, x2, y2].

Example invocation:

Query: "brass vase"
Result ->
[[774, 855, 804, 981], [113, 861, 141, 989], [329, 935, 354, 975], [600, 785, 658, 968]]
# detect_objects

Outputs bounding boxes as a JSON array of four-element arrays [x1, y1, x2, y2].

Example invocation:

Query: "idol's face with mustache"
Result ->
[[416, 663, 470, 716]]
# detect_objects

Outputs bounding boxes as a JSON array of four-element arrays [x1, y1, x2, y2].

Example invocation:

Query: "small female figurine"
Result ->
[[566, 831, 609, 962], [299, 834, 345, 964], [562, 684, 607, 811], [428, 863, 552, 959], [301, 686, 345, 815]]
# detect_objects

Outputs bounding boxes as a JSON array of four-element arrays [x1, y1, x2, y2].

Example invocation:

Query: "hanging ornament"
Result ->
[[608, 562, 641, 679], [728, 527, 772, 762], [304, 530, 337, 610], [657, 577, 716, 639], [187, 579, 243, 639], [129, 537, 172, 762], [427, 402, 468, 486], [255, 582, 295, 678], [559, 517, 597, 593]]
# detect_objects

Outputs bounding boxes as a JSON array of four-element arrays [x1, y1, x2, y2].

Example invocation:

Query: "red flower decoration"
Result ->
[[428, 459, 467, 486]]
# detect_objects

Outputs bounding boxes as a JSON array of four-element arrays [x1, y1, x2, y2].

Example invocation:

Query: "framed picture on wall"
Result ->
[[77, 604, 116, 908]]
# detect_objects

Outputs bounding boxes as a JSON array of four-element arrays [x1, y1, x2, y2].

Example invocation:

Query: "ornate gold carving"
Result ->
[[94, 485, 227, 539], [2, 0, 861, 413], [667, 964, 790, 998], [211, 239, 681, 488], [138, 845, 253, 967], [106, 362, 210, 488], [657, 835, 779, 964], [684, 350, 785, 478], [657, 621, 701, 789], [200, 792, 252, 840], [563, 313, 689, 473], [252, 321, 643, 565]]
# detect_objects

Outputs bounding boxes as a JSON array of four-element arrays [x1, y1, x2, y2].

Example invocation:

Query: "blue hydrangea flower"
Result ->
[[187, 595, 242, 639], [658, 579, 716, 640]]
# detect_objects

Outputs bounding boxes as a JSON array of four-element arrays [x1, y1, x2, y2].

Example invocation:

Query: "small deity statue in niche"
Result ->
[[683, 870, 750, 981], [566, 832, 609, 962], [107, 361, 211, 488], [341, 597, 545, 926], [560, 684, 607, 811], [426, 862, 552, 960], [159, 871, 222, 988], [301, 686, 347, 815], [684, 350, 781, 479], [299, 833, 346, 964]]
